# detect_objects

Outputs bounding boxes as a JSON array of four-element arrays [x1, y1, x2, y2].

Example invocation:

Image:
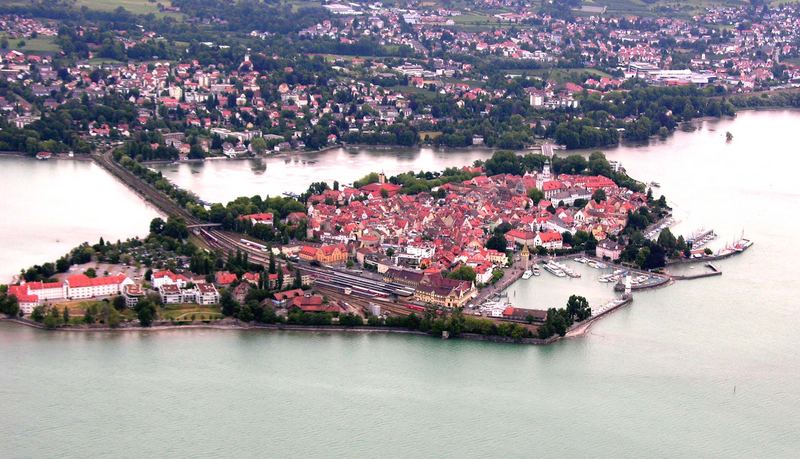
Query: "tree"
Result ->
[[250, 137, 267, 154], [31, 305, 46, 322], [484, 151, 523, 176], [566, 295, 591, 321], [135, 299, 157, 327], [237, 303, 254, 322], [62, 306, 70, 324], [0, 293, 20, 317], [220, 290, 239, 317], [447, 265, 476, 282], [113, 295, 127, 311], [293, 269, 303, 289], [657, 228, 677, 252], [592, 189, 607, 203], [486, 234, 508, 252], [44, 308, 62, 329], [527, 188, 544, 205], [150, 217, 166, 234], [85, 268, 97, 278]]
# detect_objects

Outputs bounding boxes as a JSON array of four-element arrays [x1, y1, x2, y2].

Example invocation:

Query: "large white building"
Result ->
[[25, 281, 66, 301], [194, 283, 220, 305], [65, 274, 132, 300], [152, 270, 190, 289]]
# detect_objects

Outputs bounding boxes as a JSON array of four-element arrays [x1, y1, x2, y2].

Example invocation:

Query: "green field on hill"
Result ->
[[1, 33, 60, 53], [75, 0, 181, 17]]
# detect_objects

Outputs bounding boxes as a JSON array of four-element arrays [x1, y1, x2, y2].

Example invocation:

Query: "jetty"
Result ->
[[668, 263, 723, 280]]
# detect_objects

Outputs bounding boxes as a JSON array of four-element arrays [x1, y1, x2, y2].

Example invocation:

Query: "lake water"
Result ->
[[2, 110, 799, 457], [0, 157, 160, 282], [153, 145, 497, 203]]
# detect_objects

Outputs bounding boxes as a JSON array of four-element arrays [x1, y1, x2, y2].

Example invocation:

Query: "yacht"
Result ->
[[532, 266, 541, 276], [522, 270, 533, 280]]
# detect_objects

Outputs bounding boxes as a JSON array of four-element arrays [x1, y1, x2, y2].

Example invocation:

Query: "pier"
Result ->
[[668, 263, 723, 280]]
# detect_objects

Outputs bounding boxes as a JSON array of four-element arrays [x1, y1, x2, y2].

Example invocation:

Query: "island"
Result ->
[[0, 148, 752, 343]]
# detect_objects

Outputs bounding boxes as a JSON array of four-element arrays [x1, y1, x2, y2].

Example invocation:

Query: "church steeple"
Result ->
[[537, 159, 551, 189]]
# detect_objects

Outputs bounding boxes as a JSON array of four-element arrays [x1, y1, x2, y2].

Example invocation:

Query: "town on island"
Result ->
[[0, 148, 752, 343]]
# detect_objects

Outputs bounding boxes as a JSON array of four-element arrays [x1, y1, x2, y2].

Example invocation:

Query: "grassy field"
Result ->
[[501, 67, 612, 83], [75, 0, 182, 18], [591, 0, 745, 17], [160, 304, 222, 321], [1, 33, 61, 53]]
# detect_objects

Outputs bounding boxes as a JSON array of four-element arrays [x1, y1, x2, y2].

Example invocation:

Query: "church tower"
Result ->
[[537, 159, 551, 189]]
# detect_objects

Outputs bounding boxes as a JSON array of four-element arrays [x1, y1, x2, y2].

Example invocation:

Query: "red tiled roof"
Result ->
[[9, 285, 38, 303], [67, 273, 127, 288], [215, 271, 237, 285]]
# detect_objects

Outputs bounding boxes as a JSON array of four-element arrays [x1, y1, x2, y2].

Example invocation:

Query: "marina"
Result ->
[[687, 228, 717, 249]]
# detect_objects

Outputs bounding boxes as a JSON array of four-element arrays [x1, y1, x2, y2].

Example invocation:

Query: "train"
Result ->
[[240, 238, 269, 252], [401, 303, 443, 315]]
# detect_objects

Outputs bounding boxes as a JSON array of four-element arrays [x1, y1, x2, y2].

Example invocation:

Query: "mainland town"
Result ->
[[0, 0, 770, 342]]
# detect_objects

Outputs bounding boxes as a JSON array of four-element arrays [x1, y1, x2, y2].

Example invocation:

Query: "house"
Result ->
[[159, 284, 184, 304], [194, 283, 220, 305], [359, 182, 402, 198], [215, 271, 237, 286], [596, 239, 623, 261], [534, 231, 563, 250], [501, 306, 548, 322], [123, 284, 145, 307], [242, 272, 260, 286], [506, 229, 536, 247], [7, 285, 39, 314], [474, 263, 494, 285], [273, 288, 305, 306], [290, 293, 341, 313], [239, 213, 274, 226], [152, 270, 189, 288]]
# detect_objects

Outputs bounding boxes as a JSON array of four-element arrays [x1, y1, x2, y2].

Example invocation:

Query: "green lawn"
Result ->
[[501, 68, 612, 83], [76, 0, 182, 18], [596, 0, 745, 17], [160, 304, 222, 321], [1, 34, 61, 53]]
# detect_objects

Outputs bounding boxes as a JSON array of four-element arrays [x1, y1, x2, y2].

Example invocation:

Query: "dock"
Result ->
[[668, 263, 723, 280]]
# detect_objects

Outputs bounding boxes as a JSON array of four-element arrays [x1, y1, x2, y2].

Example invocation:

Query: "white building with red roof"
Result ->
[[152, 270, 190, 289], [7, 285, 40, 314], [65, 273, 132, 299], [25, 281, 66, 301], [239, 212, 274, 226], [534, 231, 563, 250]]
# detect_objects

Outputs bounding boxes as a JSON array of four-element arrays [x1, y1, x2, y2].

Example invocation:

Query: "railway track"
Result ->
[[93, 149, 200, 225]]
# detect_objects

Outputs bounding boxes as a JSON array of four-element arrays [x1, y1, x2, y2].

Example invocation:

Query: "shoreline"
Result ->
[[0, 317, 556, 345]]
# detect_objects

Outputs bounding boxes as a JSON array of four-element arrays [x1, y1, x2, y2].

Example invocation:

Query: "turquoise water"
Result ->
[[2, 111, 799, 457]]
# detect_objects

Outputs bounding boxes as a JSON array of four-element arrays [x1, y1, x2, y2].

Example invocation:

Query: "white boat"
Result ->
[[522, 270, 533, 280], [532, 266, 541, 276], [543, 263, 566, 277]]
